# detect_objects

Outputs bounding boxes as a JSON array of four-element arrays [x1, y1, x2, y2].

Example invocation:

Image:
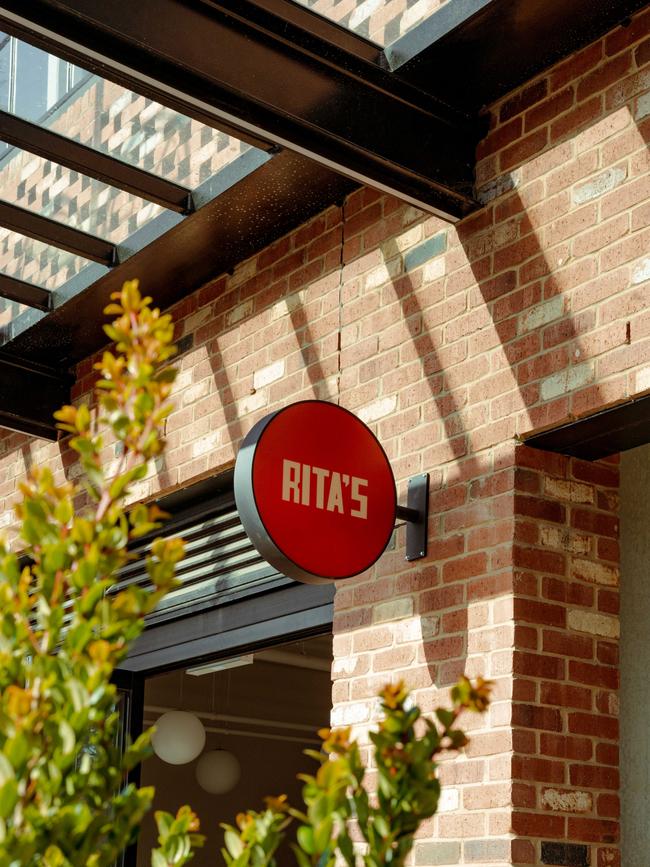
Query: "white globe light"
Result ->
[[152, 711, 206, 765], [195, 749, 241, 794]]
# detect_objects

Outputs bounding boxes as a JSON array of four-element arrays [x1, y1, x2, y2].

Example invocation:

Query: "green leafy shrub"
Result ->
[[221, 678, 491, 867], [0, 280, 201, 866]]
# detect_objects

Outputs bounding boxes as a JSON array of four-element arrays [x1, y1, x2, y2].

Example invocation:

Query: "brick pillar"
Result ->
[[511, 445, 620, 867], [331, 441, 620, 867], [332, 440, 520, 867]]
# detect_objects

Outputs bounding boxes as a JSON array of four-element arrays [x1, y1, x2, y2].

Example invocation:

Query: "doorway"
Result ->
[[134, 633, 333, 865]]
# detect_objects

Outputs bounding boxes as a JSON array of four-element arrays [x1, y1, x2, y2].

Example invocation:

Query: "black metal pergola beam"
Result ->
[[0, 273, 51, 311], [0, 111, 194, 214], [0, 0, 480, 221], [386, 0, 649, 110], [0, 351, 70, 440], [0, 200, 117, 265]]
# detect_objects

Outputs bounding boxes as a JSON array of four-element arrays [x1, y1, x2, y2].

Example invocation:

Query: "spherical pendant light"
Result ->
[[152, 711, 206, 765], [195, 749, 241, 794]]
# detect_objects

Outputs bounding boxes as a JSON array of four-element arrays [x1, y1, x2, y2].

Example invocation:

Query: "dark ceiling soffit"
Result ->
[[0, 273, 51, 311], [8, 147, 355, 369], [386, 0, 650, 110], [0, 351, 71, 440], [0, 200, 117, 265], [523, 394, 650, 462], [0, 111, 194, 214], [0, 0, 479, 220]]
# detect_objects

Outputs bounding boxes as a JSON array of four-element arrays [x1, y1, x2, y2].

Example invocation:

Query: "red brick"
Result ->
[[541, 733, 593, 761], [572, 460, 619, 488], [551, 43, 603, 91], [606, 9, 650, 54], [421, 636, 465, 661], [512, 703, 563, 731], [500, 79, 549, 121], [417, 590, 463, 625], [511, 839, 536, 864], [635, 36, 650, 66], [576, 53, 633, 101], [512, 752, 565, 784], [514, 651, 565, 680], [597, 640, 618, 666], [525, 87, 575, 131], [514, 598, 567, 627], [515, 494, 566, 524], [598, 589, 620, 614], [571, 509, 619, 537], [476, 116, 523, 160], [570, 764, 619, 790], [567, 817, 618, 843], [596, 743, 619, 766], [500, 128, 549, 171], [442, 551, 487, 583], [513, 546, 566, 575], [540, 681, 593, 709], [569, 661, 619, 690], [598, 849, 621, 867], [551, 95, 602, 140], [597, 794, 620, 818], [511, 811, 565, 837]]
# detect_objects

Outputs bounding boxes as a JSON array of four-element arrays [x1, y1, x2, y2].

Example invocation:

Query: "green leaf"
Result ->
[[151, 850, 168, 867], [0, 780, 17, 819], [0, 755, 14, 788], [224, 829, 244, 858], [54, 499, 73, 525], [58, 720, 76, 755], [4, 734, 28, 769], [297, 825, 315, 855]]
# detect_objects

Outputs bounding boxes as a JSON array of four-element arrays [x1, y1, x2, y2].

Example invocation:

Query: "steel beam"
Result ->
[[0, 0, 479, 220], [0, 273, 51, 311], [0, 111, 194, 214], [0, 351, 70, 439], [386, 0, 649, 109], [0, 200, 117, 265]]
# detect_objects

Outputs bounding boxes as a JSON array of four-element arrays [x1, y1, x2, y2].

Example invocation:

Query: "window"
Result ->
[[0, 32, 89, 123]]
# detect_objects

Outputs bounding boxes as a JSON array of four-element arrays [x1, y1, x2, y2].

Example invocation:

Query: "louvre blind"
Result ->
[[111, 490, 288, 627]]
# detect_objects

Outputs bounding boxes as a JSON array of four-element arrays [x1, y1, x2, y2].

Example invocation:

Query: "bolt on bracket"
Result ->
[[395, 472, 430, 561]]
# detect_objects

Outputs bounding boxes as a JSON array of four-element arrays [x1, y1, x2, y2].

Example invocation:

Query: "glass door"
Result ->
[[112, 670, 145, 867]]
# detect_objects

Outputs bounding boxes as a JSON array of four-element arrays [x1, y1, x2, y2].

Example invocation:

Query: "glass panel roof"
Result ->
[[0, 294, 44, 340], [0, 149, 163, 244], [0, 228, 94, 290], [0, 148, 165, 244], [0, 30, 259, 342], [0, 229, 97, 341], [0, 32, 252, 190], [291, 0, 449, 46]]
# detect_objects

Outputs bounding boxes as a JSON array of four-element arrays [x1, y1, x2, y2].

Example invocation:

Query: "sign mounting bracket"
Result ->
[[395, 473, 430, 562]]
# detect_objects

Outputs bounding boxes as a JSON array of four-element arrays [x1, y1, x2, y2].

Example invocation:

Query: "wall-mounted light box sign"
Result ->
[[234, 400, 429, 584]]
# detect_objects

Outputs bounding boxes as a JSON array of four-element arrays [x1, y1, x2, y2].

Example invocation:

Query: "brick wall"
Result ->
[[0, 8, 648, 866]]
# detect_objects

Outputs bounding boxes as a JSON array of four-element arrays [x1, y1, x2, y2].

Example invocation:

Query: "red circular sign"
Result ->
[[234, 401, 396, 583]]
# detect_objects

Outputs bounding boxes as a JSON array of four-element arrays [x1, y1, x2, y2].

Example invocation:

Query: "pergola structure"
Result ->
[[0, 0, 644, 441]]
